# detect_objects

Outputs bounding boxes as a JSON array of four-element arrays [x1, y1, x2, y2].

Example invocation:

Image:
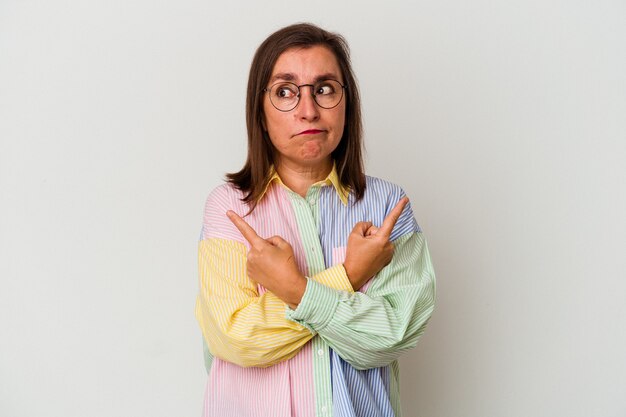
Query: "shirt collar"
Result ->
[[260, 163, 350, 206]]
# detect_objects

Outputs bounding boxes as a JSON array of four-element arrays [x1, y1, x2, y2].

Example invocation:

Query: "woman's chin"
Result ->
[[296, 142, 336, 163]]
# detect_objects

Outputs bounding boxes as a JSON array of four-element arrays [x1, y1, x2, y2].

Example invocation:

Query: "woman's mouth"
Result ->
[[298, 129, 324, 135]]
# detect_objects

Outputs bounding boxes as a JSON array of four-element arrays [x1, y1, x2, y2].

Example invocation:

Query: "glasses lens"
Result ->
[[313, 80, 344, 109], [269, 82, 299, 111]]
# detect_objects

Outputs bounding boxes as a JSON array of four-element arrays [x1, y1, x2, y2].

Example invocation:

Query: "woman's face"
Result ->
[[263, 45, 346, 170]]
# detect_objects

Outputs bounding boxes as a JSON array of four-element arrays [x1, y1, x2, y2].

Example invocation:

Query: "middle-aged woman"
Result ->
[[195, 23, 436, 417]]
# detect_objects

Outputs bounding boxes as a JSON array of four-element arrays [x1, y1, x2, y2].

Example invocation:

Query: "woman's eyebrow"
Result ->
[[313, 73, 341, 82], [270, 72, 341, 83], [270, 72, 296, 82]]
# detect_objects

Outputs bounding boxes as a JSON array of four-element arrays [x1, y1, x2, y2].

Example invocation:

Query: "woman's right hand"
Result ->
[[226, 210, 307, 310], [343, 197, 409, 290]]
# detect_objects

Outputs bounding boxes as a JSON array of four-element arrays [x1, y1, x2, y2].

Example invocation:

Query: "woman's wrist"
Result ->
[[342, 262, 361, 290], [284, 273, 307, 309]]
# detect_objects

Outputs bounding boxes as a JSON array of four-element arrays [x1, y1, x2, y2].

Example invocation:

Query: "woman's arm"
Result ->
[[195, 236, 310, 368], [285, 204, 436, 370], [195, 238, 353, 367], [195, 186, 353, 368]]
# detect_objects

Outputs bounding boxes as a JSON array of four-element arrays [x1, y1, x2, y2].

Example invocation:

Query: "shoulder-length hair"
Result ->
[[226, 23, 366, 207]]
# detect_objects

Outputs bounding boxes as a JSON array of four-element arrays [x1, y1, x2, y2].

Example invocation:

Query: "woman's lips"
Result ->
[[298, 129, 324, 135]]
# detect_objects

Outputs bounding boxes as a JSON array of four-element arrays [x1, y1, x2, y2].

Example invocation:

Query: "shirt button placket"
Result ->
[[292, 187, 332, 417]]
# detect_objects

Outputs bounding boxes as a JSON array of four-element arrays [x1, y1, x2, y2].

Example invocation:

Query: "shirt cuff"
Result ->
[[286, 278, 346, 332], [312, 263, 354, 292]]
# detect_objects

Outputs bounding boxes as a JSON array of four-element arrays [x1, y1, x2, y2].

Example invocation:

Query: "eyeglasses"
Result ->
[[263, 79, 346, 112]]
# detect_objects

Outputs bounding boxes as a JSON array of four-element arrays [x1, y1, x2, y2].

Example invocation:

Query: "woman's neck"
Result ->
[[274, 159, 333, 198]]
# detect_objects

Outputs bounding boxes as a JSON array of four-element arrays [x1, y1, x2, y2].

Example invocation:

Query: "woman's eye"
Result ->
[[276, 85, 297, 99], [316, 83, 335, 95]]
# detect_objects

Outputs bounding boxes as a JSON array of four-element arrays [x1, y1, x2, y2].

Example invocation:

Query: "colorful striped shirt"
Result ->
[[195, 166, 436, 417]]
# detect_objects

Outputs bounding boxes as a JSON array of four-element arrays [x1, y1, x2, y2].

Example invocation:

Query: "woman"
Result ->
[[195, 23, 435, 417]]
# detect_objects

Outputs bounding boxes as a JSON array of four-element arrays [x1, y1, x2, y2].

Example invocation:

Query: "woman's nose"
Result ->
[[295, 86, 320, 121]]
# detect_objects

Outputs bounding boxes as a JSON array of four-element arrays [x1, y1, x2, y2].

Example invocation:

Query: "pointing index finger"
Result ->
[[378, 197, 409, 238], [226, 210, 264, 246]]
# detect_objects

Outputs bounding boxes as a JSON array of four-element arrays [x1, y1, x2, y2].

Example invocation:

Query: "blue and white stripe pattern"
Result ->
[[316, 176, 424, 416]]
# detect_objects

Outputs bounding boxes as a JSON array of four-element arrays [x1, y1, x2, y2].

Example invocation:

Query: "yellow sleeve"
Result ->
[[194, 237, 353, 368]]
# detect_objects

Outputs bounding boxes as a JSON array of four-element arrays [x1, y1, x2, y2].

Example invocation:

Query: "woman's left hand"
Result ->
[[227, 210, 307, 309]]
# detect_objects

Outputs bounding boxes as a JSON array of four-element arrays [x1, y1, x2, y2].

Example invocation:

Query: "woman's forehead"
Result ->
[[270, 45, 342, 83]]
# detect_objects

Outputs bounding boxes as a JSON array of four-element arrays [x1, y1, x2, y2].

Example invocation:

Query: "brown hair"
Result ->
[[226, 22, 366, 207]]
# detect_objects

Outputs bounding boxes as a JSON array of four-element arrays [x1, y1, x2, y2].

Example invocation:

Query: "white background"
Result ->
[[1, 1, 625, 416]]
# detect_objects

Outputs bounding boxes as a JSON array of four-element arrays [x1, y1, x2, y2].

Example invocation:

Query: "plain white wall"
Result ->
[[1, 1, 624, 416]]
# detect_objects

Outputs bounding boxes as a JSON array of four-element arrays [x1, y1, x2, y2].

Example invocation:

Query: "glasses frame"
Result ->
[[262, 79, 347, 112]]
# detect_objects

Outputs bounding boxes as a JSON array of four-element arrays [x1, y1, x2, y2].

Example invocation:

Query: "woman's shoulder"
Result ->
[[363, 175, 407, 202], [199, 182, 248, 241], [202, 182, 248, 217], [362, 175, 421, 236], [204, 182, 243, 202]]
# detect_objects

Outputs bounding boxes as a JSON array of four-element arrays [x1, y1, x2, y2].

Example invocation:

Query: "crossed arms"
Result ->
[[195, 190, 435, 370]]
